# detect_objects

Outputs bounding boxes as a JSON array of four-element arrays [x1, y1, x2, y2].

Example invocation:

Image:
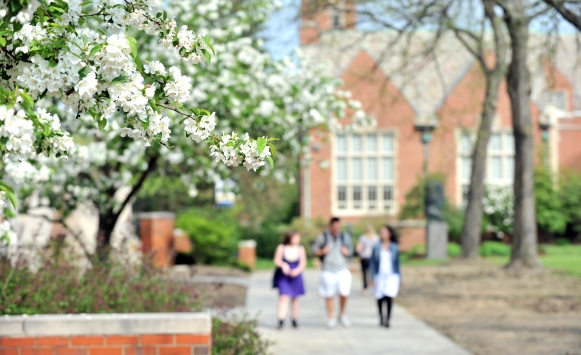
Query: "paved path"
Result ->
[[246, 270, 472, 355]]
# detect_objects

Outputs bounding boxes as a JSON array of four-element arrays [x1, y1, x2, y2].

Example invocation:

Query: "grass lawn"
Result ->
[[540, 244, 581, 277], [483, 244, 581, 277], [255, 258, 314, 271]]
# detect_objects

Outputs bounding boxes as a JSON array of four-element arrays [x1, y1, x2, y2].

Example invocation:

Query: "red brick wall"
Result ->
[[558, 116, 581, 172], [139, 214, 175, 268], [238, 246, 256, 270], [0, 334, 211, 355], [398, 227, 426, 252]]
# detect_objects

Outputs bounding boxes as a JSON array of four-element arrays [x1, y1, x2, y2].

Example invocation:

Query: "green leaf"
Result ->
[[78, 17, 85, 25], [111, 75, 127, 84], [201, 49, 211, 63], [127, 36, 137, 59], [89, 44, 102, 58], [0, 37, 6, 47], [134, 55, 143, 72], [80, 0, 93, 6], [257, 137, 267, 155], [0, 182, 17, 209], [78, 66, 89, 80], [97, 118, 106, 130], [19, 92, 34, 108], [202, 35, 212, 47], [267, 156, 274, 170], [49, 59, 58, 68], [268, 142, 277, 159]]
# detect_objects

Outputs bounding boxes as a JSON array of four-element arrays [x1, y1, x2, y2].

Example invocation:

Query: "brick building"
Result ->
[[299, 4, 581, 222]]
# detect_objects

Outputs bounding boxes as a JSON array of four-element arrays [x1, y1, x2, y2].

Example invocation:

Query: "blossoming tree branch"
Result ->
[[0, 0, 274, 206]]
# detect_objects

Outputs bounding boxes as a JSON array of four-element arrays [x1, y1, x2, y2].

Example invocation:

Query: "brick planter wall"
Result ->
[[138, 212, 176, 267], [0, 313, 211, 355], [396, 220, 426, 252]]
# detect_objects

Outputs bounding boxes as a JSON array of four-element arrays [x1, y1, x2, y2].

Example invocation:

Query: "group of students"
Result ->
[[272, 217, 401, 329]]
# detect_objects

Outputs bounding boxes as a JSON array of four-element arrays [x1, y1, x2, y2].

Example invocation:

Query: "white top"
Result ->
[[357, 234, 379, 259], [374, 249, 400, 299]]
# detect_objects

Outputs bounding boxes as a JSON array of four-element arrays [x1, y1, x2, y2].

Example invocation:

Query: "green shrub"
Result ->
[[444, 207, 464, 243], [176, 208, 241, 265], [212, 316, 271, 355], [0, 259, 198, 315], [447, 242, 461, 257], [479, 241, 511, 257], [556, 238, 571, 246], [535, 167, 568, 235], [241, 222, 283, 259]]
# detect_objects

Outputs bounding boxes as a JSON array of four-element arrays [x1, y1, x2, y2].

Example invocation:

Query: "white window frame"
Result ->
[[547, 90, 568, 111], [456, 129, 515, 206], [332, 130, 398, 216]]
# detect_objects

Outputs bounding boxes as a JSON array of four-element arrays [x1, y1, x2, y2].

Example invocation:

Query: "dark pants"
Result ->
[[377, 296, 393, 324], [360, 258, 370, 289]]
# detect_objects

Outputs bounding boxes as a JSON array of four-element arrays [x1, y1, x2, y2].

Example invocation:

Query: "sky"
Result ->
[[260, 0, 579, 61]]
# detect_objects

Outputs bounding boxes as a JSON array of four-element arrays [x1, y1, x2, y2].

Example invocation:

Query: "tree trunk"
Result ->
[[461, 72, 504, 258], [95, 153, 159, 261], [460, 0, 509, 258], [96, 211, 116, 261], [504, 0, 542, 268]]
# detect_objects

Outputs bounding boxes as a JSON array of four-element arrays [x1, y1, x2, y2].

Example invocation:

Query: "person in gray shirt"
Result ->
[[312, 217, 353, 328]]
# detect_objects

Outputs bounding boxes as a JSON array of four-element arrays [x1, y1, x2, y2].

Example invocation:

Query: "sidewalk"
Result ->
[[246, 270, 473, 355]]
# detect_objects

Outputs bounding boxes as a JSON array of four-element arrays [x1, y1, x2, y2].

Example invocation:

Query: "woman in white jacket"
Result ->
[[369, 225, 400, 328]]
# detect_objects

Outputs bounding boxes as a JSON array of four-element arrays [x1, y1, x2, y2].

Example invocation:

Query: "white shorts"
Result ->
[[318, 269, 352, 298]]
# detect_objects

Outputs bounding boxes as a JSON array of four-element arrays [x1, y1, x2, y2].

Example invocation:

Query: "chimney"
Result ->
[[300, 0, 356, 45]]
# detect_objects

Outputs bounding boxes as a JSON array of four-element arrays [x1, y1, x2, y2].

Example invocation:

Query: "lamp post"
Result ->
[[539, 120, 551, 168], [415, 120, 438, 179], [415, 119, 447, 259]]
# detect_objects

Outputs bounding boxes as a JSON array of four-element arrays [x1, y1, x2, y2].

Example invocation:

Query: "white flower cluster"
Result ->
[[184, 112, 217, 143], [0, 220, 16, 246], [120, 112, 171, 147], [164, 67, 192, 103], [0, 105, 35, 159], [210, 133, 271, 171], [4, 160, 50, 186], [2, 0, 219, 164], [0, 105, 74, 160]]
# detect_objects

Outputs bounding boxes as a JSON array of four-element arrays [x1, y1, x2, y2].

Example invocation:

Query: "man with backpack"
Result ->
[[312, 217, 354, 328]]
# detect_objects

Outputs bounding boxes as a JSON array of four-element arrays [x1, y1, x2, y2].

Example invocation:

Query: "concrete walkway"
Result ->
[[246, 270, 473, 355]]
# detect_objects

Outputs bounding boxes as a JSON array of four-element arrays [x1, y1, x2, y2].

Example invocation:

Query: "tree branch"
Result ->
[[32, 213, 93, 261], [111, 152, 159, 224], [543, 0, 581, 31]]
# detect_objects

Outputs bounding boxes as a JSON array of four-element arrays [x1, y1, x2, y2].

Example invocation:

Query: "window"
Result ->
[[458, 131, 515, 206], [548, 91, 567, 110], [333, 131, 396, 214]]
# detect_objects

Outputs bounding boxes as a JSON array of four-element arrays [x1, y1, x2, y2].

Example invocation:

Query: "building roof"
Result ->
[[302, 29, 581, 117]]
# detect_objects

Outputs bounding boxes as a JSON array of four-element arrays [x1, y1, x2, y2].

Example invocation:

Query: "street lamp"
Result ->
[[414, 119, 438, 178]]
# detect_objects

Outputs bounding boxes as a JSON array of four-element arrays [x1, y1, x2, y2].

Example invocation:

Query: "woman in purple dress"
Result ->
[[273, 231, 306, 329]]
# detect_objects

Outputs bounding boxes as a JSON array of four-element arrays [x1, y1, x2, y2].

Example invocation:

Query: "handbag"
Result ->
[[272, 267, 282, 289]]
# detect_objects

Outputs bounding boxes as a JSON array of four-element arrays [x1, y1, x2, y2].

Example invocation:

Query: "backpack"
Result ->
[[318, 231, 350, 262]]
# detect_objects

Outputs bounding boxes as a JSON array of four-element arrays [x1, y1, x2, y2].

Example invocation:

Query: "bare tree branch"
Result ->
[[543, 0, 581, 31]]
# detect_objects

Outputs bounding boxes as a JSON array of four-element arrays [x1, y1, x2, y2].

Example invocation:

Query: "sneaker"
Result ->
[[292, 319, 298, 328], [277, 320, 284, 330], [327, 318, 337, 328], [339, 315, 351, 327]]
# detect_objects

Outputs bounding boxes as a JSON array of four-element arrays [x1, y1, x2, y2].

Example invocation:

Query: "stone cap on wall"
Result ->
[[395, 219, 427, 228], [0, 312, 210, 336], [238, 240, 257, 248], [137, 212, 176, 220]]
